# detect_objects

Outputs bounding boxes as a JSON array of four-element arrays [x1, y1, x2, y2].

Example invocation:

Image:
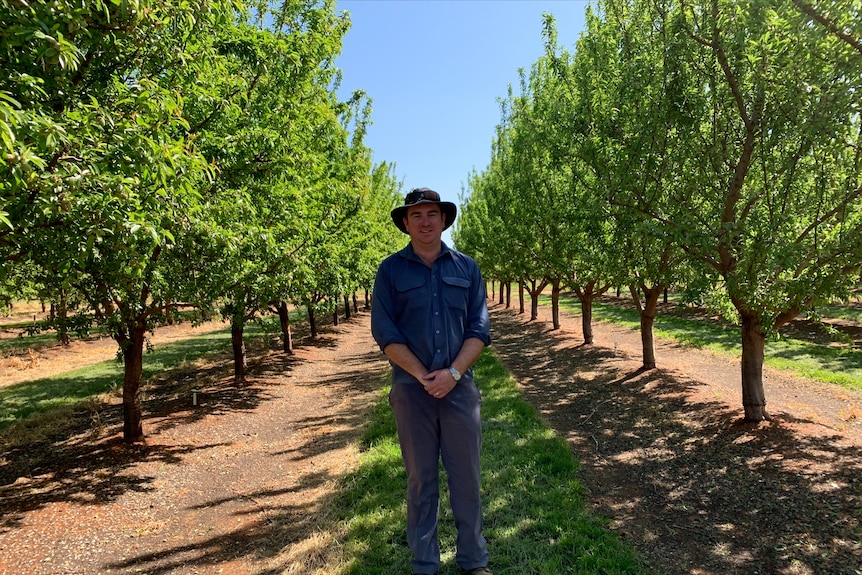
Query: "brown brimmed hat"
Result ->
[[390, 188, 457, 234]]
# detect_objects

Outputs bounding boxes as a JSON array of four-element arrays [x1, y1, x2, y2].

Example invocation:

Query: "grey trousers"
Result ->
[[389, 377, 489, 575]]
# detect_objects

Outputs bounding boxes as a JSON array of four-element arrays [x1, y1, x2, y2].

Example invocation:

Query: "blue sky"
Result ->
[[334, 0, 589, 243]]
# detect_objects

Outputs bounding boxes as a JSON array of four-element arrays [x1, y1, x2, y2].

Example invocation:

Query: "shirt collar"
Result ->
[[400, 241, 452, 263]]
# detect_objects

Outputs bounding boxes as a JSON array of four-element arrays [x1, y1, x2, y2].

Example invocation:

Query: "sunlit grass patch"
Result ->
[[816, 301, 862, 324], [0, 325, 240, 431], [0, 331, 59, 356], [543, 295, 862, 392], [328, 350, 651, 574]]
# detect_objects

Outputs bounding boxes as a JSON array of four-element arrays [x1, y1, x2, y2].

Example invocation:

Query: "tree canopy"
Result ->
[[0, 0, 402, 441], [456, 0, 862, 422]]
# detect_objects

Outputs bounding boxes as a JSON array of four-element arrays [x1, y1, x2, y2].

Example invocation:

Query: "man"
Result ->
[[371, 188, 493, 575]]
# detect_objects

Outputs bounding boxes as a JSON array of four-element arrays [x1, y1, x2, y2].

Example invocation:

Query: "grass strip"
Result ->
[[0, 310, 203, 355], [0, 323, 247, 429], [658, 293, 862, 324], [544, 295, 862, 391], [0, 302, 319, 431], [817, 302, 862, 324], [0, 332, 57, 354], [329, 350, 654, 575]]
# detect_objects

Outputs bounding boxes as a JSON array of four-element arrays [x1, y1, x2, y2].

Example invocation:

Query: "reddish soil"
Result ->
[[0, 315, 228, 385], [0, 298, 860, 575], [0, 312, 390, 575], [488, 298, 861, 575]]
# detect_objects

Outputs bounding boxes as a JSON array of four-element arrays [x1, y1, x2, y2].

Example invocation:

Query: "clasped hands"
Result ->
[[421, 368, 457, 399]]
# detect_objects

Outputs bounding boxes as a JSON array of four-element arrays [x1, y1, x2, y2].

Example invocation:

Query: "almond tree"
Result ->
[[586, 0, 862, 420], [0, 1, 239, 441], [484, 93, 560, 321], [182, 3, 364, 381], [544, 6, 695, 366], [0, 0, 369, 438], [663, 0, 862, 420], [350, 161, 404, 311], [509, 47, 619, 340]]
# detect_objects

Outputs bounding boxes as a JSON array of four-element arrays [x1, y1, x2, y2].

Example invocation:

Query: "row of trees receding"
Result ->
[[454, 0, 862, 422], [0, 1, 405, 442]]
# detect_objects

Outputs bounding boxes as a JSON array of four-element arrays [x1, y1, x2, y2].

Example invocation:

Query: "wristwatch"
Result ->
[[448, 366, 462, 382]]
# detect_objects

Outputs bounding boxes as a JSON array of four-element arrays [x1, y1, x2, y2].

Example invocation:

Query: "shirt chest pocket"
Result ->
[[394, 276, 426, 318], [442, 276, 470, 314]]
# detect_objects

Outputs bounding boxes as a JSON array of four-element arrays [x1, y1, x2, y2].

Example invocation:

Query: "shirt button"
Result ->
[[435, 330, 440, 334]]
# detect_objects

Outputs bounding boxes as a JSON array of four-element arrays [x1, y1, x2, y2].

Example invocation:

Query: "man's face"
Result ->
[[403, 204, 445, 245]]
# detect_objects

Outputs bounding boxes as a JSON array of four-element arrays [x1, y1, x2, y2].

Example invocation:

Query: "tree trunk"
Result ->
[[333, 302, 339, 326], [118, 322, 146, 443], [505, 282, 511, 308], [551, 279, 561, 330], [352, 293, 359, 314], [58, 290, 70, 345], [573, 280, 609, 345], [231, 319, 247, 384], [739, 309, 769, 421], [581, 297, 594, 344], [364, 289, 370, 309], [630, 283, 662, 369], [518, 282, 525, 314], [498, 282, 504, 305], [526, 279, 547, 321], [276, 301, 293, 354], [307, 304, 318, 338], [343, 294, 351, 320], [574, 281, 598, 344]]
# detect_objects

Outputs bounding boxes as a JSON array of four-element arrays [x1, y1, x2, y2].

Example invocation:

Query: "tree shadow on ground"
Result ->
[[0, 314, 373, 540], [102, 468, 350, 575], [99, 320, 389, 575], [488, 305, 862, 575]]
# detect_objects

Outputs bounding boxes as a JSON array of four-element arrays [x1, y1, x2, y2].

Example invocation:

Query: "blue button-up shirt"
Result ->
[[371, 242, 491, 385]]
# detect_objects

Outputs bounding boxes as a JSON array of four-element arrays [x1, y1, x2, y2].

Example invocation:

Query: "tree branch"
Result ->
[[791, 0, 862, 56]]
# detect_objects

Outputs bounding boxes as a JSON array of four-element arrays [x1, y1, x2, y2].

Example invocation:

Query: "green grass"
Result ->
[[0, 303, 316, 431], [543, 295, 862, 391], [0, 331, 57, 354], [328, 351, 654, 575], [656, 293, 862, 324], [816, 302, 862, 323], [0, 310, 204, 355], [0, 323, 256, 429]]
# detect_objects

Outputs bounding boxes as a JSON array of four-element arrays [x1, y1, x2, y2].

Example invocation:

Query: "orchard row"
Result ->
[[455, 0, 862, 421], [0, 2, 404, 441]]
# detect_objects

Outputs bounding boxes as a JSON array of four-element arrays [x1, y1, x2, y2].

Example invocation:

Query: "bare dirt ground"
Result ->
[[1, 298, 861, 575], [0, 312, 390, 575], [488, 297, 861, 575], [0, 308, 229, 384]]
